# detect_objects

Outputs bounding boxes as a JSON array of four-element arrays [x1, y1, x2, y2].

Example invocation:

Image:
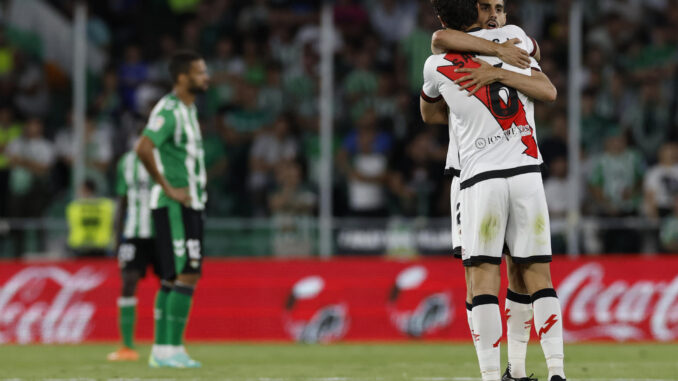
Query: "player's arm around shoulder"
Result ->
[[502, 24, 540, 61], [431, 27, 530, 69]]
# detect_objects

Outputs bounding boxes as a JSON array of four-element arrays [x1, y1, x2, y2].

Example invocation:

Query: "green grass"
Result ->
[[0, 343, 676, 380]]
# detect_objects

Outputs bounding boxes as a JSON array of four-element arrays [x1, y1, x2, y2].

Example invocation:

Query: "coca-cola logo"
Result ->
[[0, 266, 105, 344], [558, 263, 678, 341]]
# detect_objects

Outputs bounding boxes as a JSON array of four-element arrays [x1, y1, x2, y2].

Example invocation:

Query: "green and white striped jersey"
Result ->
[[116, 151, 154, 239], [143, 93, 207, 210]]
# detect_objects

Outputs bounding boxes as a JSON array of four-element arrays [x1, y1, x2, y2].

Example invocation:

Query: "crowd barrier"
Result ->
[[0, 255, 676, 343]]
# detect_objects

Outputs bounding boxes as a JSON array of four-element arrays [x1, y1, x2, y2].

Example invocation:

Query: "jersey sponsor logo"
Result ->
[[436, 53, 539, 159], [475, 124, 535, 151]]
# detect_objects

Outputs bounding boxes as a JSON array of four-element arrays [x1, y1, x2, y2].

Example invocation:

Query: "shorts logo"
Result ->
[[118, 243, 136, 267], [186, 239, 202, 260], [173, 239, 186, 257], [475, 138, 487, 150]]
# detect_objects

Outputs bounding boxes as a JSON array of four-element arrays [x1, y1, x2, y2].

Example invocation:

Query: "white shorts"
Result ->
[[460, 172, 551, 266], [450, 176, 462, 258]]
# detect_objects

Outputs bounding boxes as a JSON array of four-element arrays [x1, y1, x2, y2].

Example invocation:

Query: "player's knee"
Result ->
[[469, 263, 501, 296], [507, 264, 528, 294], [120, 270, 141, 297], [176, 273, 200, 287]]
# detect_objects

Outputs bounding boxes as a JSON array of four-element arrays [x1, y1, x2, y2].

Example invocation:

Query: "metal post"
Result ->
[[567, 1, 583, 255], [72, 1, 87, 197], [319, 1, 335, 257]]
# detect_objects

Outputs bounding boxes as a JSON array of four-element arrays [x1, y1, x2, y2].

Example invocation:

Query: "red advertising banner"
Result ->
[[0, 255, 677, 344]]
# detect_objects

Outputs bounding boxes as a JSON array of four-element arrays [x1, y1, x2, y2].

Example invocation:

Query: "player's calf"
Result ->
[[469, 264, 502, 381], [464, 267, 478, 349], [505, 258, 534, 378], [109, 269, 141, 361]]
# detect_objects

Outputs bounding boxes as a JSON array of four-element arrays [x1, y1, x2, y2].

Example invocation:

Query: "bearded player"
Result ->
[[135, 51, 209, 368]]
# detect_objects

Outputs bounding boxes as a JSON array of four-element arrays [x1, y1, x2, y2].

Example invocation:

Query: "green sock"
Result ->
[[166, 284, 194, 346], [154, 286, 171, 345], [118, 297, 137, 348]]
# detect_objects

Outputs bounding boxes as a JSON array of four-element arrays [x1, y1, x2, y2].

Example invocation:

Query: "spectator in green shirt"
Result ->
[[589, 133, 645, 252]]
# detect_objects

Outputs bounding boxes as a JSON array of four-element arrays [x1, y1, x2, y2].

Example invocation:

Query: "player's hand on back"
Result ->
[[496, 38, 530, 69], [165, 186, 192, 207], [453, 58, 501, 96]]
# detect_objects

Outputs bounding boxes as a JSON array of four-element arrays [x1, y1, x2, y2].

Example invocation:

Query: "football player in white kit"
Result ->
[[420, 1, 566, 381], [422, 1, 558, 380]]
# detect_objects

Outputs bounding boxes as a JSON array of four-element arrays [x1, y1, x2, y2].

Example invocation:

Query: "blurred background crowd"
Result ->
[[1, 0, 677, 257]]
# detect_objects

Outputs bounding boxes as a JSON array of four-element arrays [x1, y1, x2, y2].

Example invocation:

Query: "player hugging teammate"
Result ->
[[421, 1, 565, 381]]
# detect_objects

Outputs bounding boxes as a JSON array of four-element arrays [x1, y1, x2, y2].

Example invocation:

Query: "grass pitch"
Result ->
[[0, 343, 676, 380]]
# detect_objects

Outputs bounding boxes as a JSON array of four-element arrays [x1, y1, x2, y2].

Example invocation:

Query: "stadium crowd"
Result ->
[[0, 0, 677, 255]]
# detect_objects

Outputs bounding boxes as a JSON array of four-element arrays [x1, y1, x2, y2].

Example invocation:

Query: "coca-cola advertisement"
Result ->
[[0, 256, 677, 343]]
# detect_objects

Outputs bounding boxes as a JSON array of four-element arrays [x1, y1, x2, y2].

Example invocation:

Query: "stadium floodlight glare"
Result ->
[[292, 276, 325, 300], [396, 265, 428, 291]]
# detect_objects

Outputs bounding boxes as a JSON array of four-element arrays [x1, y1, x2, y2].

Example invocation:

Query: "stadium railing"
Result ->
[[0, 216, 666, 258]]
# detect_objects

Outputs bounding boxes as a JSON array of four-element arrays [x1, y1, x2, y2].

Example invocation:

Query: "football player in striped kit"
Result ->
[[107, 144, 158, 362], [135, 50, 209, 368]]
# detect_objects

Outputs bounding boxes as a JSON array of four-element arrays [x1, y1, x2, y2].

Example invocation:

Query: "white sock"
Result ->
[[172, 345, 185, 356], [472, 295, 502, 381], [532, 288, 566, 380], [505, 289, 533, 378], [152, 344, 172, 359], [466, 302, 478, 350]]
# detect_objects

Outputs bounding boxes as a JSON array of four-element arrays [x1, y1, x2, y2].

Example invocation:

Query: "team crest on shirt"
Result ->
[[387, 266, 453, 338], [150, 115, 165, 131]]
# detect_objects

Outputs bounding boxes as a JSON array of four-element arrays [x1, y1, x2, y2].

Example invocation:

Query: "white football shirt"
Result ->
[[423, 25, 543, 187]]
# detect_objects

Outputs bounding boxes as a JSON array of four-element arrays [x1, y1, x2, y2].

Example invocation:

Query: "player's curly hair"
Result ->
[[430, 0, 478, 31]]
